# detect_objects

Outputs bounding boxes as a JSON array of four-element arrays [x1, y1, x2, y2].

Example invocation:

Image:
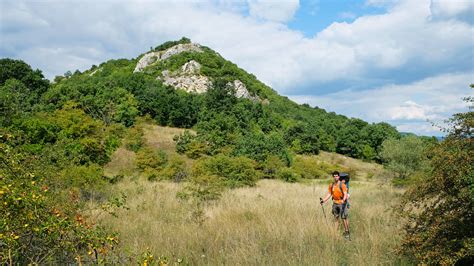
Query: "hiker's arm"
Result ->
[[321, 193, 331, 204], [343, 184, 348, 202]]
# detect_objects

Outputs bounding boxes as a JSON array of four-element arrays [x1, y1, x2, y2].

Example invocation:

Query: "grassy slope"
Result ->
[[97, 124, 406, 265]]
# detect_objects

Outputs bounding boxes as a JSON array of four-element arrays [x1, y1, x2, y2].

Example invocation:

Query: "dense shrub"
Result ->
[[160, 155, 188, 182], [135, 147, 168, 180], [0, 140, 117, 264], [398, 95, 473, 264], [277, 167, 301, 183], [59, 163, 105, 193], [124, 125, 144, 152], [153, 37, 191, 52], [176, 174, 224, 225], [380, 135, 430, 180], [233, 131, 287, 163], [192, 155, 258, 188], [174, 130, 196, 154], [291, 156, 327, 179], [261, 155, 286, 179]]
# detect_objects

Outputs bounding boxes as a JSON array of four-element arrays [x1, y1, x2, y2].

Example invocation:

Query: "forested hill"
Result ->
[[2, 37, 401, 162]]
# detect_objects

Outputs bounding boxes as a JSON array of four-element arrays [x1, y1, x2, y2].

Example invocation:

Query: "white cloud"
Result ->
[[396, 122, 442, 135], [17, 46, 108, 78], [290, 72, 473, 136], [0, 2, 49, 30], [388, 100, 439, 120], [247, 0, 300, 23], [430, 0, 474, 18]]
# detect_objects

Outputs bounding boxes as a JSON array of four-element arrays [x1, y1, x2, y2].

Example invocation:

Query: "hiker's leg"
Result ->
[[343, 218, 349, 232], [334, 217, 340, 231], [331, 204, 340, 231], [342, 204, 350, 233]]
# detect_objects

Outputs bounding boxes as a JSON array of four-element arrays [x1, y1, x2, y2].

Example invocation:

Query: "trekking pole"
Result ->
[[319, 197, 328, 226]]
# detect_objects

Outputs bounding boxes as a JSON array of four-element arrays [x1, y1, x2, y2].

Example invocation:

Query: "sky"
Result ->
[[1, 0, 473, 136]]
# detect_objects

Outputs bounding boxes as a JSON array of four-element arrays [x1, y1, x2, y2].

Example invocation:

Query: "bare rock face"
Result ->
[[181, 60, 201, 75], [134, 43, 203, 73], [161, 66, 211, 94], [134, 52, 161, 72], [227, 80, 260, 101], [88, 68, 102, 76], [160, 43, 203, 60]]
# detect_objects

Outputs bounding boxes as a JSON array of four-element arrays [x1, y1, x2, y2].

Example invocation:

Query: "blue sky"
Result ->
[[288, 0, 387, 37], [1, 0, 473, 136]]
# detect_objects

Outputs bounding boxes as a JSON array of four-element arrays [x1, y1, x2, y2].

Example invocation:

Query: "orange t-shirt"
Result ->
[[328, 181, 347, 204]]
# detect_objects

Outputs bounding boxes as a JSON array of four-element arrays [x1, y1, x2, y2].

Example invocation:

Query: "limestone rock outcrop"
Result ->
[[227, 80, 260, 101], [134, 43, 263, 102], [134, 52, 160, 73], [160, 63, 211, 94], [181, 60, 201, 75], [134, 43, 203, 72]]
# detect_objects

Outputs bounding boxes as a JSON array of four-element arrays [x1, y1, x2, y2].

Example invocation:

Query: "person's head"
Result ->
[[332, 171, 340, 181]]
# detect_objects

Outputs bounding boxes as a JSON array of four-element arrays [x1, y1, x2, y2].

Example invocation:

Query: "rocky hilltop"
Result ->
[[133, 42, 261, 101]]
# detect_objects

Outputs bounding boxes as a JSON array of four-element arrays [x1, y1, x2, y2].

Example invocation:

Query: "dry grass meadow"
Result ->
[[89, 179, 405, 265], [93, 125, 407, 265]]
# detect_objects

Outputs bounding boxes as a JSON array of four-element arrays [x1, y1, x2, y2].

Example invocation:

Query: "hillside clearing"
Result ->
[[89, 178, 405, 265], [142, 124, 193, 154], [96, 124, 407, 264]]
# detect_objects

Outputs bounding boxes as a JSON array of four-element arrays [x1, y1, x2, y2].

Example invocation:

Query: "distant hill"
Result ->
[[7, 38, 401, 162]]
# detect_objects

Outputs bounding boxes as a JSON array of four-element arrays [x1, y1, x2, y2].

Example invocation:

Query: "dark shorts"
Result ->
[[332, 203, 349, 219]]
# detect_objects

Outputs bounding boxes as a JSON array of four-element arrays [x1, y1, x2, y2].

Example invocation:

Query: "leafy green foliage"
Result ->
[[153, 37, 191, 52], [174, 130, 195, 154], [0, 139, 117, 264], [135, 147, 168, 181], [160, 155, 188, 182], [0, 58, 49, 99], [380, 135, 430, 180], [0, 79, 32, 126], [0, 59, 50, 127], [43, 70, 139, 126], [398, 95, 473, 264], [192, 155, 259, 188], [124, 125, 144, 152], [177, 174, 224, 225], [291, 156, 332, 179], [261, 155, 286, 179], [233, 131, 287, 163], [277, 167, 301, 183]]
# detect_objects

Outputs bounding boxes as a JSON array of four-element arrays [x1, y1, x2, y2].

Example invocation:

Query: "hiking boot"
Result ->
[[343, 231, 351, 240]]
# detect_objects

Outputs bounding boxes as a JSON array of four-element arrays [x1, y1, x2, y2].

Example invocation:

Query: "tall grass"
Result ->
[[89, 178, 406, 265]]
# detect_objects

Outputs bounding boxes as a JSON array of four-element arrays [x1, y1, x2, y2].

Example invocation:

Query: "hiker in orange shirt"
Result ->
[[320, 171, 350, 239]]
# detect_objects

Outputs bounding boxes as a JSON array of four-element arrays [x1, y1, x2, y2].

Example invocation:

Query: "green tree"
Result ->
[[192, 154, 258, 188], [363, 122, 400, 161], [380, 135, 429, 179], [0, 58, 49, 97], [399, 95, 473, 264], [0, 79, 31, 126], [233, 130, 286, 162]]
